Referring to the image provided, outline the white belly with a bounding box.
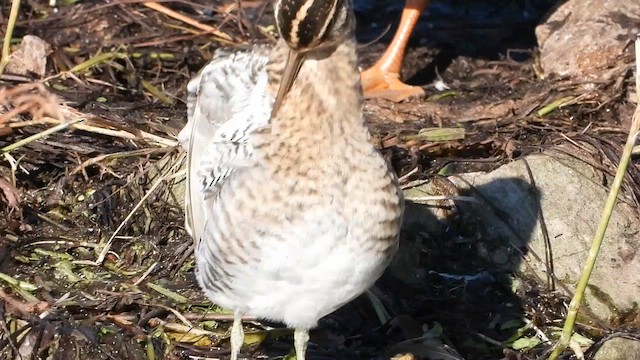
[195,207,392,330]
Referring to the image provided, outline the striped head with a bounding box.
[271,0,354,117]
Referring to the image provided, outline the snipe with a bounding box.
[178,0,404,359]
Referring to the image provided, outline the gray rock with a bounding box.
[535,0,639,80]
[594,337,640,360]
[461,152,639,322]
[406,151,640,322]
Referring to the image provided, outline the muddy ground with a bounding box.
[0,0,639,359]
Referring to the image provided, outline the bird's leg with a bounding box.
[294,328,310,360]
[361,0,429,102]
[230,311,244,360]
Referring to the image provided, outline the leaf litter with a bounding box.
[0,0,639,359]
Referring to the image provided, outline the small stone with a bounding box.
[535,0,639,80]
[5,35,52,77]
[450,149,640,323]
[594,337,640,360]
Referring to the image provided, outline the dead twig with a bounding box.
[0,83,63,125]
[1,118,86,153]
[2,116,178,148]
[0,290,48,317]
[142,2,234,43]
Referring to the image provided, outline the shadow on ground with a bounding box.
[355,0,559,86]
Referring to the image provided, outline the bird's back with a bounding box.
[178,46,272,241]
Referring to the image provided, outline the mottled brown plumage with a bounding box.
[178,1,404,359]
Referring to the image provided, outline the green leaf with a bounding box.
[511,336,541,350]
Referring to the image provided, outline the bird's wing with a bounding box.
[179,47,272,237]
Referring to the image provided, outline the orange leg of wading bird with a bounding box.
[361,0,430,102]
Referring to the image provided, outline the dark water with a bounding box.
[354,0,560,58]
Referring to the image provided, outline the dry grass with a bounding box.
[0,0,638,359]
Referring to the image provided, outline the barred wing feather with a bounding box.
[178,48,272,237]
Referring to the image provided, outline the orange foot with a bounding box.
[361,66,425,102]
[360,0,430,102]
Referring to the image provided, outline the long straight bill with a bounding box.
[271,49,305,118]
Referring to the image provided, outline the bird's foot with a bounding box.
[361,66,424,102]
